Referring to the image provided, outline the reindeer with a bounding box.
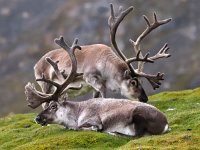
[34,4,171,109]
[25,37,169,137]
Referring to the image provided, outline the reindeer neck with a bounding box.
[56,101,81,127]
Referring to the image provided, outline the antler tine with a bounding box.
[143,72,164,90]
[36,73,61,88]
[45,57,66,81]
[143,15,151,27]
[61,69,83,80]
[54,36,70,50]
[108,3,133,61]
[126,50,154,64]
[137,72,164,90]
[61,84,83,95]
[45,56,83,80]
[126,43,170,65]
[149,43,171,61]
[25,72,64,108]
[130,12,172,49]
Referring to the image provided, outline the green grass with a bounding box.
[0,88,200,150]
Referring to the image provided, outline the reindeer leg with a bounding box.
[78,115,103,131]
[78,123,101,131]
[91,82,106,98]
[99,87,106,98]
[84,69,106,98]
[93,90,100,98]
[107,132,132,137]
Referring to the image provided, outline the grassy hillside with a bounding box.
[0,88,200,150]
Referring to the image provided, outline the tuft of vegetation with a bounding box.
[0,88,200,150]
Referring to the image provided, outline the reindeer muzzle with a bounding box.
[138,88,148,103]
[35,115,48,126]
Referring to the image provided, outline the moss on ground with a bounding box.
[0,88,200,150]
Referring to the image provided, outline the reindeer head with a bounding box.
[35,101,66,126]
[35,101,57,126]
[120,70,148,102]
[108,4,171,102]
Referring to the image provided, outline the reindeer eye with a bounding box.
[130,79,138,86]
[50,104,57,110]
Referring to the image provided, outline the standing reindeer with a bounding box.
[25,37,169,137]
[34,4,171,108]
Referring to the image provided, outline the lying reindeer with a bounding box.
[25,37,169,137]
[35,99,169,137]
[34,4,171,107]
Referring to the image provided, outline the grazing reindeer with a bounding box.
[34,4,171,108]
[25,37,169,137]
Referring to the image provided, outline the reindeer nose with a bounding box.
[35,115,42,123]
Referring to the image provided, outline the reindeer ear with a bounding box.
[123,70,131,79]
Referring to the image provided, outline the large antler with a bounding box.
[108,4,153,75]
[129,12,171,89]
[108,3,171,89]
[25,36,81,108]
